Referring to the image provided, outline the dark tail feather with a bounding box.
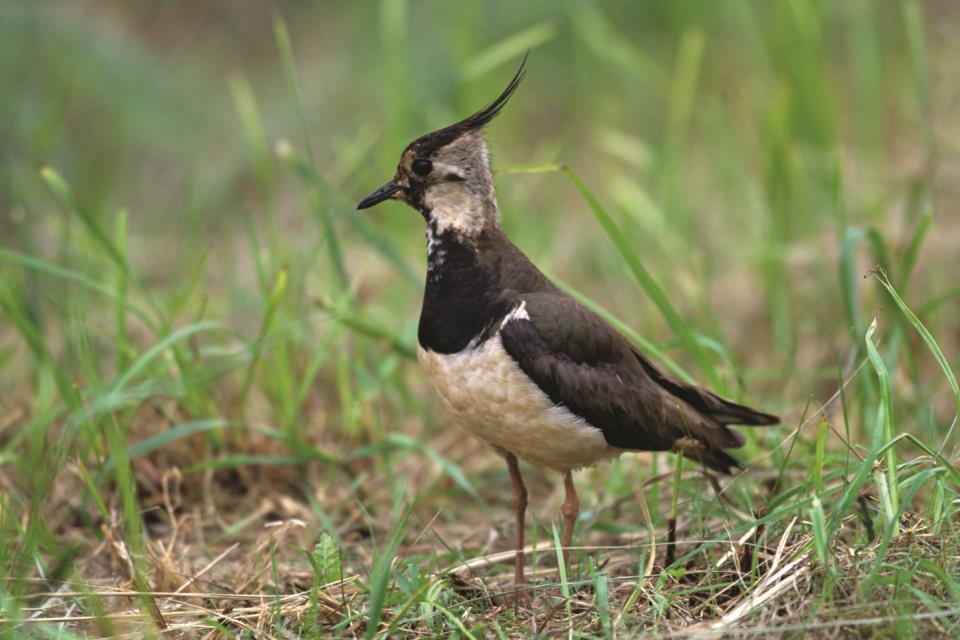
[709,397,779,427]
[634,350,779,427]
[675,442,743,475]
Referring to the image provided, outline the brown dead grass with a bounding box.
[4,393,957,639]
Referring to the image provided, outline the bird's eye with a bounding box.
[412,158,433,177]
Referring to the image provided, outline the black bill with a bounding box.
[356,181,401,210]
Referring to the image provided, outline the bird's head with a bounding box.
[357,55,526,238]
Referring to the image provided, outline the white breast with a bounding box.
[416,331,621,471]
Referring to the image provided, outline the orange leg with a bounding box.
[560,470,580,570]
[505,454,528,600]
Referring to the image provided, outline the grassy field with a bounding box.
[2,1,959,637]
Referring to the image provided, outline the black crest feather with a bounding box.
[406,53,527,156]
[457,52,527,131]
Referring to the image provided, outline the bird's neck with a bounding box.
[424,218,488,282]
[422,177,499,239]
[418,223,511,353]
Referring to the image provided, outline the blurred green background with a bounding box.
[4,0,956,419]
[1,0,958,635]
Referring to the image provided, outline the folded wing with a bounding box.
[499,293,778,473]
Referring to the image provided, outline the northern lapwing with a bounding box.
[357,55,778,595]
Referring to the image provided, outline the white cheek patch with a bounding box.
[423,136,499,237]
[432,161,467,182]
[425,184,486,237]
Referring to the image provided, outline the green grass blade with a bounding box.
[128,418,229,461]
[315,299,416,361]
[562,166,721,388]
[187,451,341,473]
[274,17,315,166]
[595,568,612,639]
[864,316,899,532]
[551,523,573,625]
[899,211,932,285]
[903,0,934,158]
[873,271,960,420]
[40,167,167,327]
[839,227,892,335]
[665,28,705,154]
[229,71,274,201]
[40,167,128,276]
[462,23,557,80]
[866,466,944,587]
[918,285,960,316]
[494,162,564,175]
[274,18,348,292]
[808,496,829,567]
[114,209,129,372]
[240,266,288,410]
[111,320,233,393]
[0,249,157,332]
[383,433,480,500]
[813,417,828,497]
[364,501,413,640]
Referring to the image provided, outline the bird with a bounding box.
[356,55,778,597]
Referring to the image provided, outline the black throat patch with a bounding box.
[417,221,513,354]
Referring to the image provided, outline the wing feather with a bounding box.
[499,293,778,473]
